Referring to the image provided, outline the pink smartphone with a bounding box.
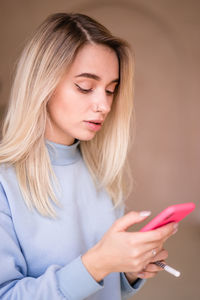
[140,202,195,232]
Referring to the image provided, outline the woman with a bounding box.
[0,13,177,299]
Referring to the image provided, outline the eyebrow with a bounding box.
[75,72,119,84]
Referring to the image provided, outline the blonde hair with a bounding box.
[0,13,135,217]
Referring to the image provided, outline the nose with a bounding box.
[92,91,112,114]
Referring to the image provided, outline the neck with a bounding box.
[45,139,81,166]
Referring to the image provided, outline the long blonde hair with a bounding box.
[0,13,135,217]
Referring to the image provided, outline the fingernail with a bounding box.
[173,223,179,234]
[140,211,151,217]
[174,223,179,229]
[138,273,145,278]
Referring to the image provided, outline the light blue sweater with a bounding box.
[0,140,144,299]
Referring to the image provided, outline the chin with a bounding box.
[76,131,96,142]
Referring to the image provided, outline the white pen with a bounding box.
[154,261,181,277]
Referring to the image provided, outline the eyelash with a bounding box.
[75,84,115,95]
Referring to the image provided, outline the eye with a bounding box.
[106,90,115,95]
[106,83,118,96]
[75,83,117,96]
[75,83,92,94]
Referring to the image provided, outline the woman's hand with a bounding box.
[82,211,178,282]
[124,248,169,283]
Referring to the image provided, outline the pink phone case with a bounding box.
[140,202,195,232]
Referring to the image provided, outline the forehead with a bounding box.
[68,43,119,81]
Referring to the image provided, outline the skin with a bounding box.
[45,43,177,284]
[45,43,119,145]
[82,212,177,283]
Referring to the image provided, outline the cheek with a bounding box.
[48,89,90,121]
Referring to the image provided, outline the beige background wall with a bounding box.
[0,0,199,299]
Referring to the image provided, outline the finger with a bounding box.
[141,240,164,254]
[140,246,161,266]
[141,244,164,260]
[139,248,168,270]
[127,234,162,254]
[138,271,157,279]
[112,211,151,232]
[150,249,168,263]
[155,222,178,241]
[140,222,178,243]
[144,262,166,273]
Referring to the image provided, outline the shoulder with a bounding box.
[0,162,15,176]
[0,165,12,216]
[0,163,20,215]
[0,163,17,191]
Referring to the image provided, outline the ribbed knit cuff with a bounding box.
[120,272,146,297]
[56,255,104,300]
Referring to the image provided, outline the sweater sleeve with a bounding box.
[120,272,146,299]
[116,204,146,299]
[0,183,103,300]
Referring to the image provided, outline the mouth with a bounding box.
[88,121,101,125]
[87,119,103,124]
[84,120,103,131]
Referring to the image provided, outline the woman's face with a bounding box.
[45,43,119,145]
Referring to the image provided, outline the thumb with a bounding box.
[112,211,151,232]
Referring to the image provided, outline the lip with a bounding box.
[87,119,104,124]
[84,120,103,132]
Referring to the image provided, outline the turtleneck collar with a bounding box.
[45,139,81,166]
